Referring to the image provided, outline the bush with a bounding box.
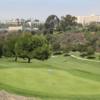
[99,55,100,60]
[53,51,63,55]
[80,52,87,58]
[0,43,3,58]
[87,46,95,56]
[87,55,95,59]
[34,44,51,61]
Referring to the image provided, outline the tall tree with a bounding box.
[59,15,77,32]
[15,34,51,63]
[45,15,60,34]
[3,34,19,61]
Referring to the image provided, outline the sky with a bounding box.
[0,0,100,21]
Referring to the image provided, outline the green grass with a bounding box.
[70,51,100,60]
[0,55,100,100]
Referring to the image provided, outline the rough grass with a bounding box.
[0,55,100,100]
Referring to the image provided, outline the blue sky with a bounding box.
[0,0,99,20]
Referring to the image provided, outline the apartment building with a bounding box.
[77,14,100,25]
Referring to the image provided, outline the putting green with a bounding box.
[0,56,100,100]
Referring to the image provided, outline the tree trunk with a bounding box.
[15,56,18,62]
[28,58,31,63]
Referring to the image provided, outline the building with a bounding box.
[8,26,23,32]
[77,14,100,25]
[6,18,23,26]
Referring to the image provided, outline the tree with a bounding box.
[59,32,86,53]
[45,34,62,55]
[15,34,51,63]
[45,15,60,34]
[59,15,77,32]
[34,44,51,60]
[3,34,19,61]
[87,22,100,32]
[0,38,4,58]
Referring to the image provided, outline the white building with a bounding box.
[77,14,100,25]
[8,26,23,32]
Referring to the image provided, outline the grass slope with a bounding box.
[0,56,100,100]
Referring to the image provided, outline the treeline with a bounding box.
[47,32,100,58]
[0,33,51,63]
[41,15,100,35]
[0,31,100,62]
[0,14,100,62]
[42,15,100,58]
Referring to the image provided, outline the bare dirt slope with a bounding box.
[0,90,40,100]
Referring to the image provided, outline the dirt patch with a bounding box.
[0,90,41,100]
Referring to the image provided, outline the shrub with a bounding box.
[87,55,95,59]
[53,51,63,55]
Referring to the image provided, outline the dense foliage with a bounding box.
[0,14,100,62]
[1,34,51,63]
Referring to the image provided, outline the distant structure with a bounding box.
[6,19,22,26]
[77,14,100,25]
[0,18,42,33]
[8,26,22,32]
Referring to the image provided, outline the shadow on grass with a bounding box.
[0,57,68,72]
[69,69,100,82]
